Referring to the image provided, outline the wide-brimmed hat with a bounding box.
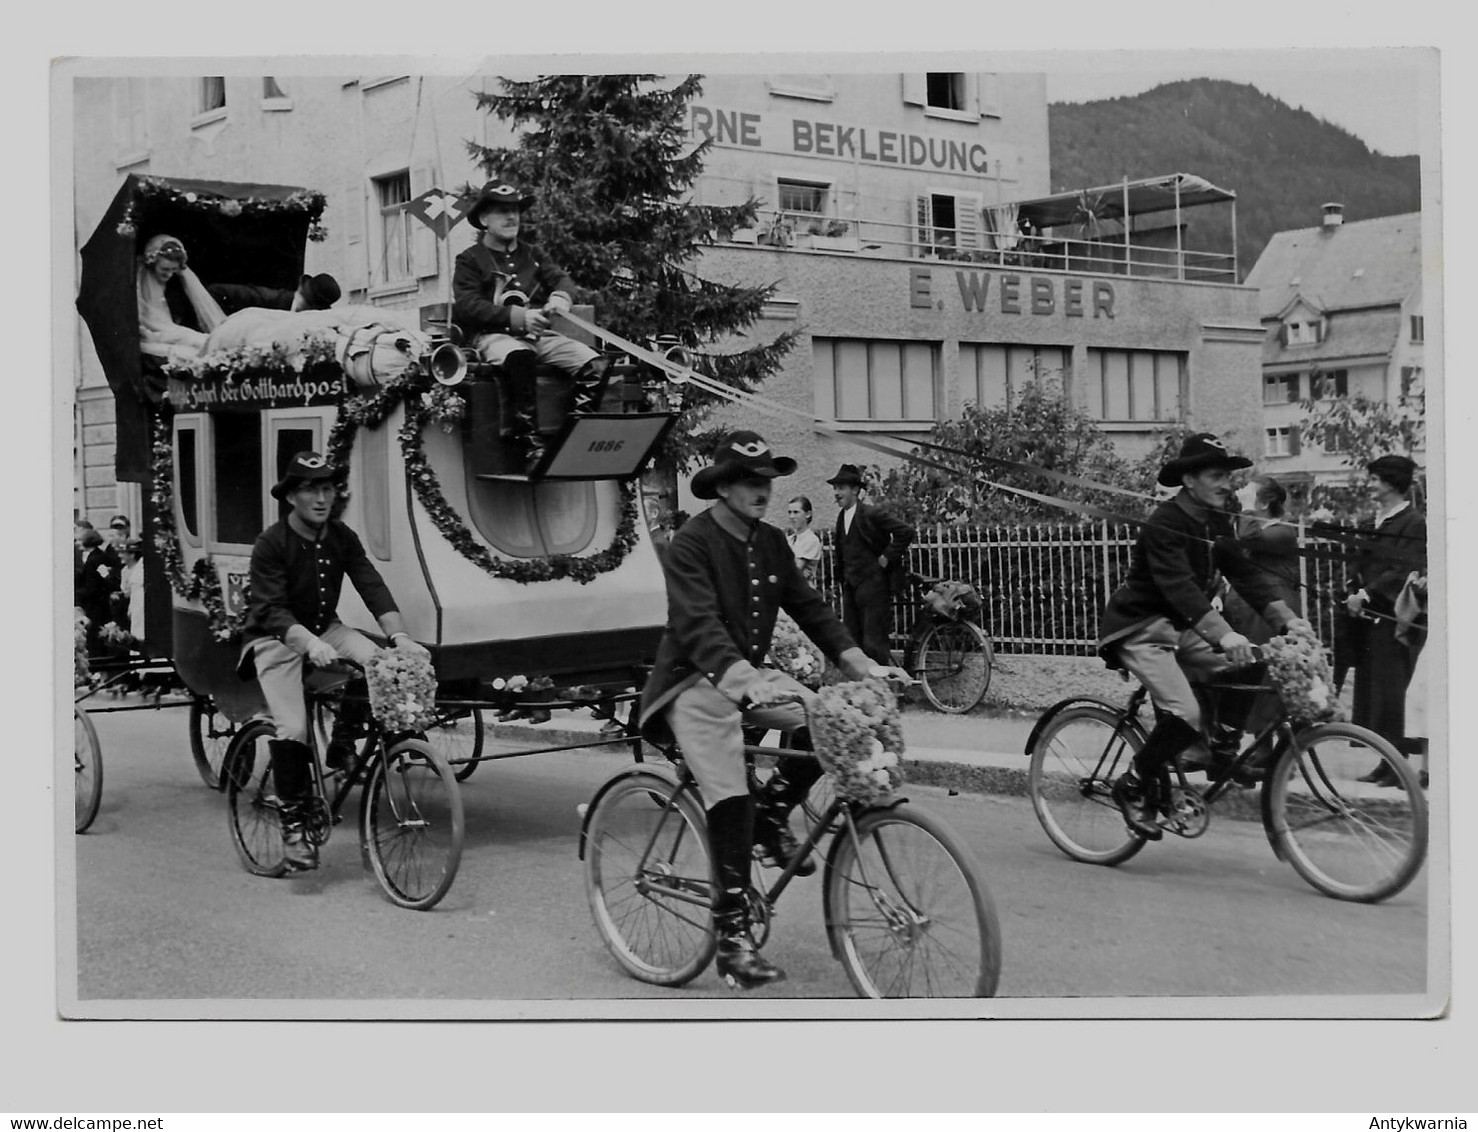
[1157,433,1253,488]
[298,273,341,310]
[825,464,866,487]
[271,451,341,501]
[691,431,797,500]
[466,179,535,230]
[1367,454,1419,492]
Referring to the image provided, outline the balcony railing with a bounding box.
[736,208,1238,285]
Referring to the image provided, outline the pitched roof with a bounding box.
[1261,307,1403,366]
[1245,212,1421,319]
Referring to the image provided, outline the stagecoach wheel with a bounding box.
[915,621,992,714]
[584,771,717,987]
[74,708,103,834]
[1266,721,1427,903]
[1028,704,1147,866]
[425,707,485,783]
[361,738,464,911]
[824,804,1000,998]
[189,697,237,791]
[224,719,289,878]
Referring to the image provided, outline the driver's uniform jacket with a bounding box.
[238,518,398,666]
[638,506,855,738]
[1097,491,1296,665]
[452,240,576,337]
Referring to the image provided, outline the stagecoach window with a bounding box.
[212,412,263,547]
[464,476,599,559]
[175,423,201,545]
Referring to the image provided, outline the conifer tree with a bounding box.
[467,74,796,510]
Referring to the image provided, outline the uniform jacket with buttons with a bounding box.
[452,240,577,338]
[240,519,398,650]
[1098,490,1294,661]
[639,506,856,734]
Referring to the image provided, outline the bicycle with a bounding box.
[579,697,1002,997]
[188,695,238,791]
[1025,657,1428,903]
[74,706,103,834]
[900,574,993,714]
[221,663,465,910]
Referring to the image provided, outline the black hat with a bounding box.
[466,179,535,230]
[825,464,866,487]
[1367,454,1418,492]
[298,273,341,310]
[1157,433,1253,488]
[271,451,341,501]
[690,431,797,500]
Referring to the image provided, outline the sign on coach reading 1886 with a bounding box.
[910,267,1118,319]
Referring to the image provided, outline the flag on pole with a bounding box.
[405,187,470,240]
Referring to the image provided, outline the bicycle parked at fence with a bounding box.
[1025,655,1427,903]
[578,694,1002,997]
[899,574,994,714]
[221,662,465,910]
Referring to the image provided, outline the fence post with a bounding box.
[1100,519,1113,607]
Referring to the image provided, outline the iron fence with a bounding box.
[812,521,1351,658]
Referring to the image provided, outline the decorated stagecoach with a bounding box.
[76,174,685,785]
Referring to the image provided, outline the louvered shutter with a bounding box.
[914,195,933,258]
[411,164,438,279]
[902,74,925,106]
[1289,426,1302,456]
[955,192,983,251]
[342,180,368,294]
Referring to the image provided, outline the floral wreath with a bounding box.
[149,359,642,640]
[118,176,328,242]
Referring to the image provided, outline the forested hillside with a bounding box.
[1048,79,1421,276]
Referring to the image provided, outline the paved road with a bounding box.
[66,699,1430,1013]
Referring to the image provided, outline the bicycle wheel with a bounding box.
[361,738,464,910]
[74,707,103,834]
[188,697,237,791]
[825,803,1001,998]
[915,620,992,713]
[426,707,485,783]
[223,719,288,878]
[1028,703,1147,866]
[584,770,717,986]
[1266,721,1427,903]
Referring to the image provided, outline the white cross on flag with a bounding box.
[405,188,470,240]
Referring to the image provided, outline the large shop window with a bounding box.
[212,412,263,548]
[1084,349,1186,422]
[960,344,1071,410]
[814,338,938,423]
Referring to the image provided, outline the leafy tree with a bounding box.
[1298,385,1426,519]
[871,381,1145,525]
[466,74,796,513]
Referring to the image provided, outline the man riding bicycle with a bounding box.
[237,451,431,871]
[639,431,902,988]
[1098,433,1308,840]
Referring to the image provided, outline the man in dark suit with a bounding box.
[827,464,915,665]
[208,272,341,316]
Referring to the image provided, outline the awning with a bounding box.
[1003,174,1236,231]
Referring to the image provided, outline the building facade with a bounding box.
[70,69,1267,524]
[1244,206,1425,490]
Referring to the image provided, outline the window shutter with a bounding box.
[1287,374,1300,403]
[342,180,368,293]
[977,73,1002,117]
[914,194,933,257]
[411,164,438,279]
[1315,319,1324,343]
[1278,323,1288,346]
[902,74,925,106]
[1289,425,1301,456]
[955,193,983,251]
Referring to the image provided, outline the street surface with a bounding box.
[65,697,1430,1011]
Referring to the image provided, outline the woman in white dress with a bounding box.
[135,234,226,362]
[784,496,823,584]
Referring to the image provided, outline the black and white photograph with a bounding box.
[25,27,1469,1115]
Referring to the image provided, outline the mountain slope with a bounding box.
[1047,79,1421,277]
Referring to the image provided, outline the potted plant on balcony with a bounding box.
[809,217,860,253]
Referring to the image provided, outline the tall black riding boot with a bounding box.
[570,356,613,415]
[707,795,784,989]
[754,746,823,876]
[269,739,318,871]
[1112,714,1200,841]
[498,350,545,473]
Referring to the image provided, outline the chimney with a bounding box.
[1321,202,1344,232]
